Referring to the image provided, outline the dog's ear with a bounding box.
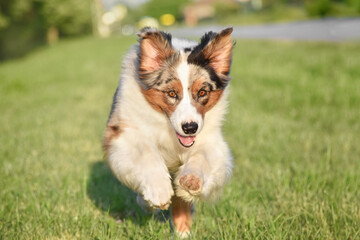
[188,28,233,80]
[202,28,233,77]
[138,28,174,79]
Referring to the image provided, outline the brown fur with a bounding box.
[191,79,224,117]
[141,80,183,116]
[197,90,223,116]
[103,109,129,154]
[171,196,193,234]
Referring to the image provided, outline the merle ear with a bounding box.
[202,27,233,77]
[138,28,174,80]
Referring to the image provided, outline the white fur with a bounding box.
[106,39,233,209]
[170,54,204,136]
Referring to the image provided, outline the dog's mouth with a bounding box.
[176,133,196,148]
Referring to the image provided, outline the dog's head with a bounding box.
[138,27,233,148]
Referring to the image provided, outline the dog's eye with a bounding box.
[198,89,207,97]
[168,90,177,98]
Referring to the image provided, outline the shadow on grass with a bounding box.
[87,161,170,226]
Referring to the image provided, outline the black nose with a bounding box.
[182,122,198,135]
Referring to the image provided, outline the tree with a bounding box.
[40,0,92,37]
[0,0,92,60]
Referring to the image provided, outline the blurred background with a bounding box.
[1,0,360,61]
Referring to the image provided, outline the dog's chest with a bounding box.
[156,132,188,173]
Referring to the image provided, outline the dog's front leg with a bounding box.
[106,130,174,210]
[174,142,233,203]
[174,152,208,203]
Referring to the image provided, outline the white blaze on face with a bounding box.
[170,54,204,147]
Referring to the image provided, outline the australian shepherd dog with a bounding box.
[104,27,234,237]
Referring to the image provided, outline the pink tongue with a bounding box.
[176,133,196,146]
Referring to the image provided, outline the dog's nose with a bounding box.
[182,122,198,135]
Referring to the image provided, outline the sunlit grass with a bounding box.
[1,36,359,239]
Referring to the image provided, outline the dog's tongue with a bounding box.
[176,133,196,147]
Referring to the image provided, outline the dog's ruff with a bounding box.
[104,27,234,236]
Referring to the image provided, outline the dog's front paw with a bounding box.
[179,174,203,196]
[136,194,160,213]
[141,179,174,210]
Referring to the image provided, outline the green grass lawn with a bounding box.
[1,36,360,239]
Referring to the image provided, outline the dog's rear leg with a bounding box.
[171,195,192,238]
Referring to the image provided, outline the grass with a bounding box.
[1,35,360,239]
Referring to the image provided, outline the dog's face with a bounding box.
[138,28,233,148]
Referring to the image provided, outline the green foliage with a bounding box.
[4,0,33,21]
[262,0,283,8]
[203,0,360,26]
[347,0,360,12]
[0,37,360,238]
[214,1,241,19]
[39,0,91,35]
[304,0,360,17]
[207,4,308,26]
[0,13,8,29]
[143,0,189,20]
[0,0,44,60]
[305,0,332,16]
[0,0,32,30]
[0,0,91,60]
[121,6,146,26]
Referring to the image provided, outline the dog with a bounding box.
[104,27,234,237]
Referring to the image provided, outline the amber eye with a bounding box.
[168,90,177,98]
[198,89,207,97]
